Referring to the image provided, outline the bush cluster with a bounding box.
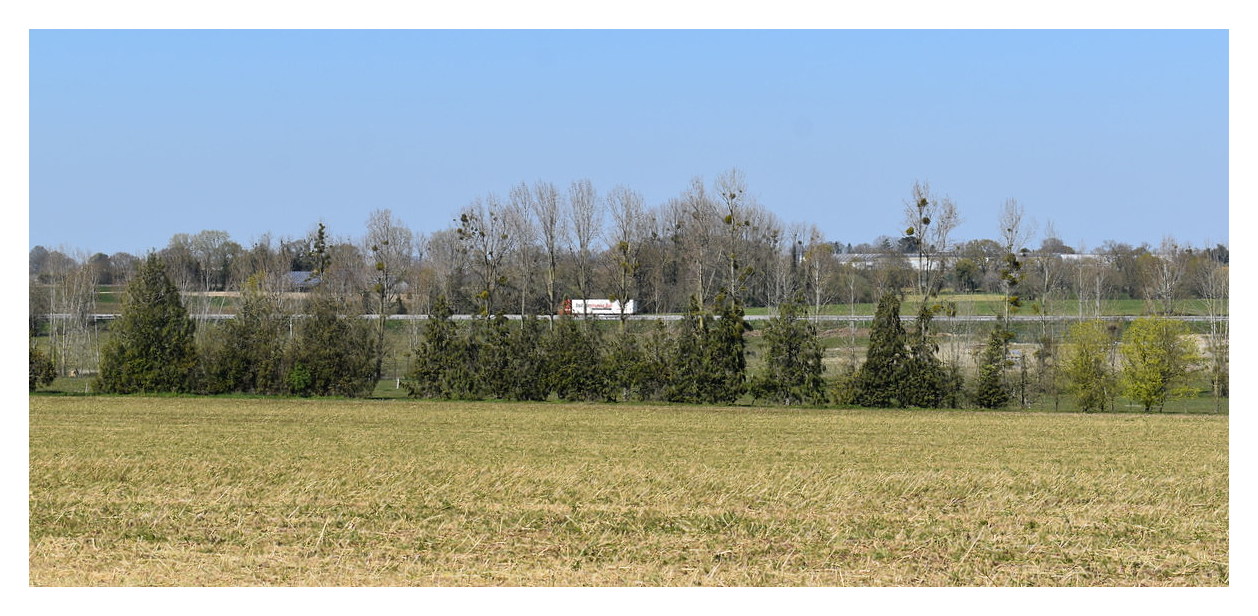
[403,295,753,404]
[80,256,1208,413]
[95,257,378,397]
[845,294,964,409]
[29,343,55,392]
[198,284,377,397]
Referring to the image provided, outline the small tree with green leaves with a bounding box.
[749,299,826,405]
[96,254,199,394]
[1120,317,1200,412]
[29,342,56,391]
[1062,320,1117,412]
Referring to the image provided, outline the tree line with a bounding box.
[30,173,1227,412]
[30,174,1228,325]
[30,249,1216,414]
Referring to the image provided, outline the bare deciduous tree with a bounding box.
[232,234,283,292]
[743,207,784,307]
[605,184,647,329]
[421,228,469,312]
[715,168,757,303]
[1195,257,1228,411]
[567,179,602,316]
[189,230,235,293]
[902,181,960,299]
[1026,223,1070,410]
[764,222,801,310]
[1144,236,1188,316]
[1078,258,1113,319]
[801,225,838,321]
[365,209,415,378]
[162,233,199,293]
[458,195,515,317]
[530,180,565,322]
[677,176,719,312]
[507,183,539,320]
[47,255,99,378]
[998,198,1035,322]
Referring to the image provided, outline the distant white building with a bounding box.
[832,252,1103,270]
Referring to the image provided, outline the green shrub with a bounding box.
[29,342,56,392]
[284,295,377,397]
[201,275,289,395]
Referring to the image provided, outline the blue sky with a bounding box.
[29,29,1228,256]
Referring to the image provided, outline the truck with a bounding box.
[559,299,636,317]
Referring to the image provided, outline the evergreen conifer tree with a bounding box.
[749,299,826,405]
[635,320,674,402]
[285,294,377,397]
[973,327,1014,408]
[901,304,962,408]
[96,254,199,393]
[851,293,909,407]
[544,315,610,401]
[477,314,514,399]
[29,342,56,392]
[665,297,709,403]
[405,295,476,399]
[704,293,749,404]
[606,328,647,401]
[203,274,288,394]
[503,315,549,401]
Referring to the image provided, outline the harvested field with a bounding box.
[29,397,1227,586]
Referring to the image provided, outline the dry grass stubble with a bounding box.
[29,397,1227,586]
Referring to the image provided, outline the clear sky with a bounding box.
[29,29,1228,256]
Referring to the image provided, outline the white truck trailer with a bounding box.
[560,299,636,317]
